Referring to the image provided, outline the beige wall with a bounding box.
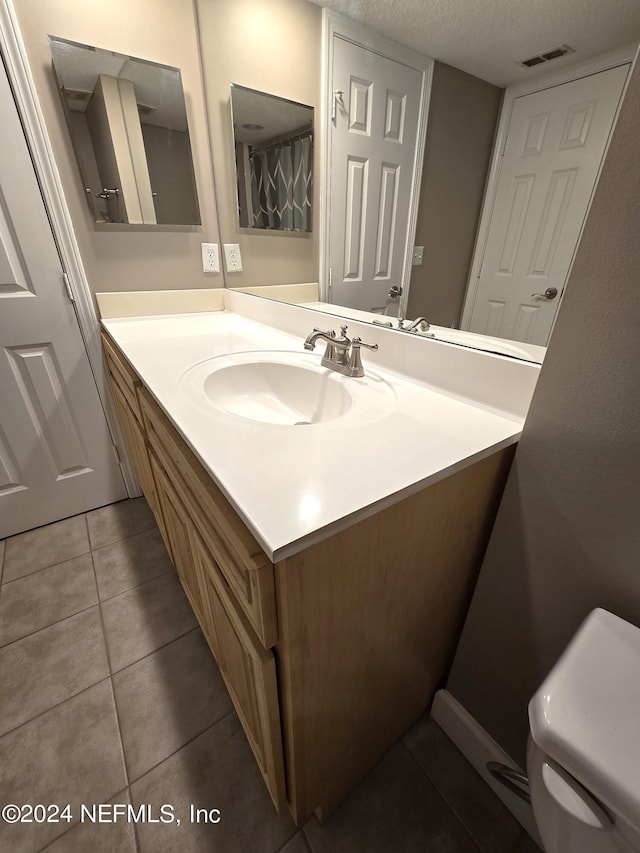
[446,57,640,766]
[407,62,502,327]
[195,0,320,287]
[14,0,220,294]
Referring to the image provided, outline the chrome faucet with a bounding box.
[373,316,434,336]
[405,317,434,335]
[304,325,378,378]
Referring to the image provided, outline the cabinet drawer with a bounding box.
[192,529,286,813]
[139,388,277,648]
[102,331,142,422]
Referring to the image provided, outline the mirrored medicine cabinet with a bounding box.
[49,35,201,227]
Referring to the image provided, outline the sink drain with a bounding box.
[294,420,311,426]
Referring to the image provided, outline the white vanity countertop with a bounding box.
[103,309,527,561]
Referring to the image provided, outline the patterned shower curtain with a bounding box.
[249,132,312,231]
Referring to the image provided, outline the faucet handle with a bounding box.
[312,327,335,337]
[347,337,379,377]
[351,337,378,352]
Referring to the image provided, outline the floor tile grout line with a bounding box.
[110,625,201,677]
[1,502,156,587]
[88,519,160,557]
[300,823,318,853]
[32,785,134,853]
[0,495,148,549]
[0,673,113,742]
[131,791,143,853]
[0,511,89,549]
[33,820,77,853]
[107,623,200,678]
[88,539,133,798]
[0,545,93,588]
[0,599,101,652]
[399,739,485,852]
[106,671,134,791]
[90,544,117,688]
[96,561,182,610]
[95,563,175,605]
[403,735,526,853]
[278,829,312,853]
[126,708,236,789]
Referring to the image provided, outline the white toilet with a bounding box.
[527,608,640,852]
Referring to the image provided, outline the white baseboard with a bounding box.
[431,689,542,848]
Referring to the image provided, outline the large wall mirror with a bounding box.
[230,84,313,232]
[49,36,201,227]
[196,0,639,363]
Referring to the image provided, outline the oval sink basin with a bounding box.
[204,360,352,425]
[180,351,396,427]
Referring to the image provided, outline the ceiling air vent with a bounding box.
[521,45,575,69]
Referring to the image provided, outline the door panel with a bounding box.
[467,64,629,345]
[0,59,125,537]
[6,344,90,479]
[329,37,423,312]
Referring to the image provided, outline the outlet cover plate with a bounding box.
[201,242,220,273]
[223,243,243,272]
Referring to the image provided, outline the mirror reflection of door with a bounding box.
[464,65,629,346]
[328,34,428,316]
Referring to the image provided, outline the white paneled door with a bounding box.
[466,64,628,345]
[0,59,126,538]
[329,36,423,313]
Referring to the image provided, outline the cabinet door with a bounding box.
[111,385,151,495]
[138,387,277,648]
[192,531,287,813]
[105,349,169,551]
[149,451,207,624]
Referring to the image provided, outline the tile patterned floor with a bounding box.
[0,499,540,852]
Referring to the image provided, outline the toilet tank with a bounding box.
[528,608,640,847]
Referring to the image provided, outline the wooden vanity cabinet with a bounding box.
[191,530,287,810]
[102,331,514,825]
[138,386,278,649]
[102,333,168,550]
[147,447,287,810]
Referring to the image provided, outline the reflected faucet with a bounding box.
[405,317,434,335]
[373,316,434,336]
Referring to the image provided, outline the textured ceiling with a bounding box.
[307,0,640,86]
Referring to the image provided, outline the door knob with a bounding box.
[388,285,403,298]
[531,287,558,300]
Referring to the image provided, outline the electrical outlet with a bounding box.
[412,245,424,266]
[223,243,243,272]
[201,242,220,273]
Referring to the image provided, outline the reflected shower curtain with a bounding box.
[249,133,312,231]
